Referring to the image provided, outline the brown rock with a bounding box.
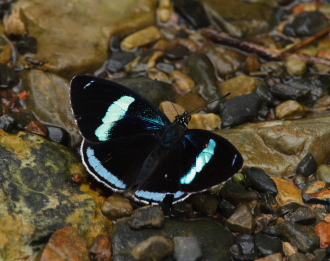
[275,100,306,119]
[315,221,330,248]
[188,113,220,130]
[271,177,303,205]
[225,204,256,234]
[159,101,185,123]
[27,121,48,136]
[89,235,112,261]
[100,193,133,220]
[245,54,261,73]
[122,26,162,50]
[170,70,195,92]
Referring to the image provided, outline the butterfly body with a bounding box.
[70,75,243,204]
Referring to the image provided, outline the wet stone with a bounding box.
[296,153,317,177]
[275,100,306,119]
[0,114,15,132]
[260,193,279,214]
[269,83,310,101]
[165,44,190,60]
[289,252,310,261]
[107,51,135,73]
[17,35,37,55]
[277,202,302,217]
[284,206,316,225]
[0,36,12,64]
[101,193,133,220]
[89,235,112,261]
[157,0,174,23]
[220,93,262,129]
[245,167,278,196]
[294,175,307,190]
[284,11,329,37]
[188,113,220,130]
[170,70,195,92]
[173,237,203,261]
[171,200,194,218]
[155,62,175,74]
[46,126,69,145]
[189,193,218,216]
[254,233,283,256]
[285,57,307,76]
[27,121,48,137]
[302,180,330,204]
[128,205,165,229]
[236,234,255,255]
[316,164,330,186]
[271,177,303,205]
[131,236,173,261]
[255,253,282,261]
[245,54,261,74]
[218,198,236,218]
[315,222,330,248]
[225,204,256,235]
[0,64,19,89]
[220,182,259,205]
[173,0,209,29]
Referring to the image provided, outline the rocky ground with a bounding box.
[1,0,330,260]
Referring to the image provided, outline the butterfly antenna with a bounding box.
[188,92,231,115]
[154,79,180,116]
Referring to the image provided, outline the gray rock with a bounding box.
[128,206,165,229]
[225,204,256,234]
[173,237,203,261]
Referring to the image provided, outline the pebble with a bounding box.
[285,57,307,76]
[218,198,236,218]
[157,0,174,23]
[220,93,262,129]
[147,68,170,82]
[174,38,199,52]
[46,126,69,145]
[0,36,12,64]
[155,62,175,74]
[289,252,309,261]
[254,233,283,256]
[131,236,173,261]
[173,237,203,261]
[89,235,112,261]
[100,193,133,220]
[146,50,165,69]
[159,101,185,123]
[170,70,195,92]
[316,164,330,186]
[283,242,298,257]
[260,193,279,214]
[302,180,330,204]
[165,44,190,60]
[107,51,135,73]
[128,205,165,229]
[245,54,261,74]
[275,100,306,119]
[121,26,162,51]
[269,82,310,101]
[271,177,303,205]
[314,221,330,248]
[171,200,194,218]
[296,153,317,177]
[188,113,220,130]
[189,193,218,216]
[277,202,301,217]
[220,182,259,205]
[3,7,26,35]
[225,204,256,234]
[244,167,278,196]
[0,114,15,132]
[236,234,255,254]
[284,206,316,225]
[27,121,48,137]
[255,253,282,261]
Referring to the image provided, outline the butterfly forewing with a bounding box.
[70,75,170,143]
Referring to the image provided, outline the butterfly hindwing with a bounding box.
[70,75,170,143]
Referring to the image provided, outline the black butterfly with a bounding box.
[70,75,243,204]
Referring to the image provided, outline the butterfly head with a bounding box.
[174,111,191,127]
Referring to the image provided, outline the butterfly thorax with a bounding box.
[160,111,190,148]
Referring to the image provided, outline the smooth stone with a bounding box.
[296,153,317,177]
[271,177,303,205]
[260,193,279,214]
[156,62,175,74]
[282,242,298,257]
[202,44,245,77]
[289,252,309,261]
[0,130,112,260]
[0,114,15,132]
[219,74,261,98]
[40,227,90,261]
[189,193,218,216]
[0,36,12,64]
[131,236,173,261]
[245,54,261,73]
[3,6,26,35]
[316,164,330,186]
[263,221,319,253]
[107,51,135,73]
[218,198,236,218]
[235,234,255,255]
[284,206,316,225]
[165,44,190,60]
[7,0,158,78]
[111,218,235,261]
[23,71,81,147]
[245,167,278,196]
[26,120,48,136]
[225,204,256,235]
[147,68,170,82]
[170,70,195,92]
[269,83,310,101]
[254,233,283,256]
[157,0,174,23]
[46,126,69,145]
[188,113,220,130]
[128,206,165,229]
[303,180,330,204]
[89,235,113,261]
[277,202,302,217]
[173,237,203,261]
[285,57,307,76]
[159,101,185,123]
[275,100,306,119]
[100,193,133,220]
[171,201,194,218]
[314,222,330,248]
[220,93,262,129]
[293,175,308,190]
[220,182,259,205]
[255,253,282,261]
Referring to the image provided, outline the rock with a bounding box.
[159,101,185,123]
[284,206,316,225]
[122,26,162,51]
[218,198,236,218]
[40,227,90,261]
[157,0,174,23]
[269,82,310,101]
[131,236,173,261]
[220,93,262,129]
[296,153,317,177]
[0,64,19,89]
[202,44,245,77]
[17,35,37,55]
[282,242,298,258]
[188,113,220,130]
[277,202,302,217]
[255,253,282,261]
[0,36,12,64]
[26,120,48,136]
[23,71,81,147]
[275,100,306,119]
[263,221,319,253]
[173,237,203,261]
[235,234,255,254]
[283,11,329,37]
[107,51,135,73]
[316,164,330,186]
[260,193,279,214]
[0,130,112,260]
[225,204,256,234]
[46,126,69,145]
[8,0,158,78]
[219,74,261,98]
[156,62,175,74]
[285,57,307,76]
[289,252,309,261]
[171,201,194,218]
[189,193,218,216]
[254,233,283,256]
[89,235,112,261]
[220,182,259,205]
[165,44,190,60]
[245,54,261,73]
[128,206,165,229]
[302,180,330,204]
[111,218,235,261]
[271,177,303,205]
[100,193,133,220]
[314,222,330,248]
[0,114,15,131]
[170,70,195,92]
[245,167,278,196]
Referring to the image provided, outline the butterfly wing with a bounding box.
[134,129,243,204]
[70,75,170,143]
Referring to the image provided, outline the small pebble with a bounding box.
[128,205,165,229]
[89,235,112,261]
[225,204,256,235]
[17,35,37,54]
[173,237,202,261]
[107,51,135,73]
[131,236,173,261]
[220,182,259,205]
[275,100,306,119]
[218,198,236,218]
[156,62,175,74]
[165,44,189,60]
[235,234,255,254]
[4,7,27,35]
[0,36,12,64]
[46,126,69,145]
[159,101,185,123]
[283,242,298,257]
[296,153,317,177]
[289,252,309,261]
[245,54,261,73]
[285,57,307,76]
[170,70,195,92]
[0,114,15,132]
[254,233,283,256]
[100,193,133,220]
[284,206,316,225]
[189,193,218,216]
[27,121,48,137]
[157,0,174,23]
[302,180,330,204]
[245,167,278,196]
[171,200,194,218]
[316,164,330,186]
[188,113,220,130]
[260,193,279,214]
[147,68,170,82]
[315,221,330,248]
[271,177,304,205]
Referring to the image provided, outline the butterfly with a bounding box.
[70,75,243,205]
